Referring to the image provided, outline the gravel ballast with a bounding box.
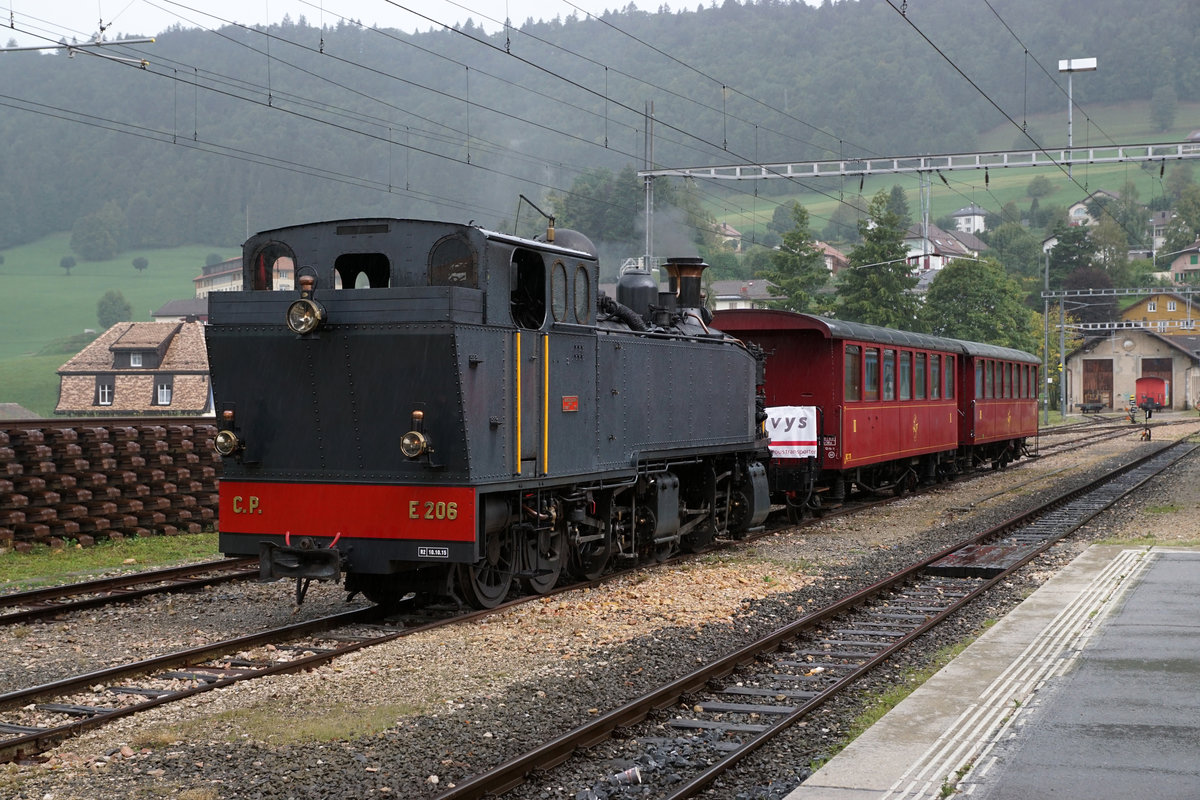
[3,426,1198,800]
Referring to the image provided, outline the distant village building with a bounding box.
[194,255,293,297]
[55,321,212,417]
[950,204,988,235]
[904,223,985,273]
[0,403,39,421]
[709,279,779,310]
[151,297,208,323]
[1066,189,1119,227]
[1065,328,1200,411]
[815,241,848,274]
[1164,238,1200,284]
[1118,291,1198,334]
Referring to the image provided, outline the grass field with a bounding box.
[0,234,237,416]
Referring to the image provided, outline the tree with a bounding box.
[885,185,912,230]
[97,290,133,329]
[985,221,1042,278]
[132,257,149,273]
[760,202,828,312]
[1026,176,1054,199]
[60,255,76,276]
[1063,267,1117,325]
[1150,84,1178,132]
[767,202,796,236]
[922,258,1038,353]
[1047,224,1095,288]
[835,190,920,328]
[70,201,126,261]
[822,199,865,245]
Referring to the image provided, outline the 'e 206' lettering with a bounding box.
[408,500,458,521]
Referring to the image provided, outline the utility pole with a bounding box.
[1059,57,1097,178]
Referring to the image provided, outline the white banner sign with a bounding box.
[765,406,818,458]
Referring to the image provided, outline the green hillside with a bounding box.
[0,236,236,416]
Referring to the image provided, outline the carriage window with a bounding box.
[899,351,912,400]
[335,253,390,289]
[574,264,591,324]
[249,242,296,291]
[511,249,546,330]
[975,362,983,397]
[915,353,927,399]
[844,345,862,401]
[931,354,941,399]
[883,349,896,401]
[551,261,569,322]
[1005,363,1013,398]
[945,356,955,399]
[986,361,995,399]
[430,236,477,287]
[864,348,880,401]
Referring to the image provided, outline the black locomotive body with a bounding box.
[207,218,770,607]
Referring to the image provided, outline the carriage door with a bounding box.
[1142,357,1173,407]
[512,250,547,476]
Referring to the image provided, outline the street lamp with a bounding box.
[1059,57,1097,177]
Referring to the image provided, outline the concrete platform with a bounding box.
[785,545,1200,800]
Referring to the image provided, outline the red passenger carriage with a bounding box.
[713,309,1040,515]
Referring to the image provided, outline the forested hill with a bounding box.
[1,0,1196,253]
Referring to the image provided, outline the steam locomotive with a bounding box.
[206,218,771,608]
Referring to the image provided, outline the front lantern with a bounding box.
[214,408,242,456]
[286,274,325,334]
[400,410,429,459]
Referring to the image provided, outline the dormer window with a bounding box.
[130,353,143,367]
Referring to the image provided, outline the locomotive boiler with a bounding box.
[206,218,770,608]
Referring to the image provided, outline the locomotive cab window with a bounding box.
[574,264,592,324]
[249,242,296,291]
[551,261,569,322]
[511,249,546,330]
[430,236,477,287]
[334,253,390,289]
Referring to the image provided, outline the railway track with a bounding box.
[0,431,1184,770]
[0,557,257,626]
[427,435,1196,800]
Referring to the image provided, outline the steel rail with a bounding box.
[432,437,1194,800]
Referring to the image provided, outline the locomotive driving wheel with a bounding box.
[521,526,565,595]
[458,528,516,609]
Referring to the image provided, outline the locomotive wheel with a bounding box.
[521,527,564,595]
[571,538,612,581]
[458,529,516,609]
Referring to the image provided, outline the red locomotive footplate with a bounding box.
[219,482,476,541]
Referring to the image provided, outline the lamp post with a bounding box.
[1043,250,1050,424]
[1059,57,1097,177]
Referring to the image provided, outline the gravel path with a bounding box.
[3,424,1197,800]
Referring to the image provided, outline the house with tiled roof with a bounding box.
[151,297,208,322]
[951,204,988,235]
[904,223,975,273]
[54,321,213,417]
[815,241,848,274]
[709,279,779,310]
[1067,189,1119,227]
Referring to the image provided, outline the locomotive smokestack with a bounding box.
[664,257,708,310]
